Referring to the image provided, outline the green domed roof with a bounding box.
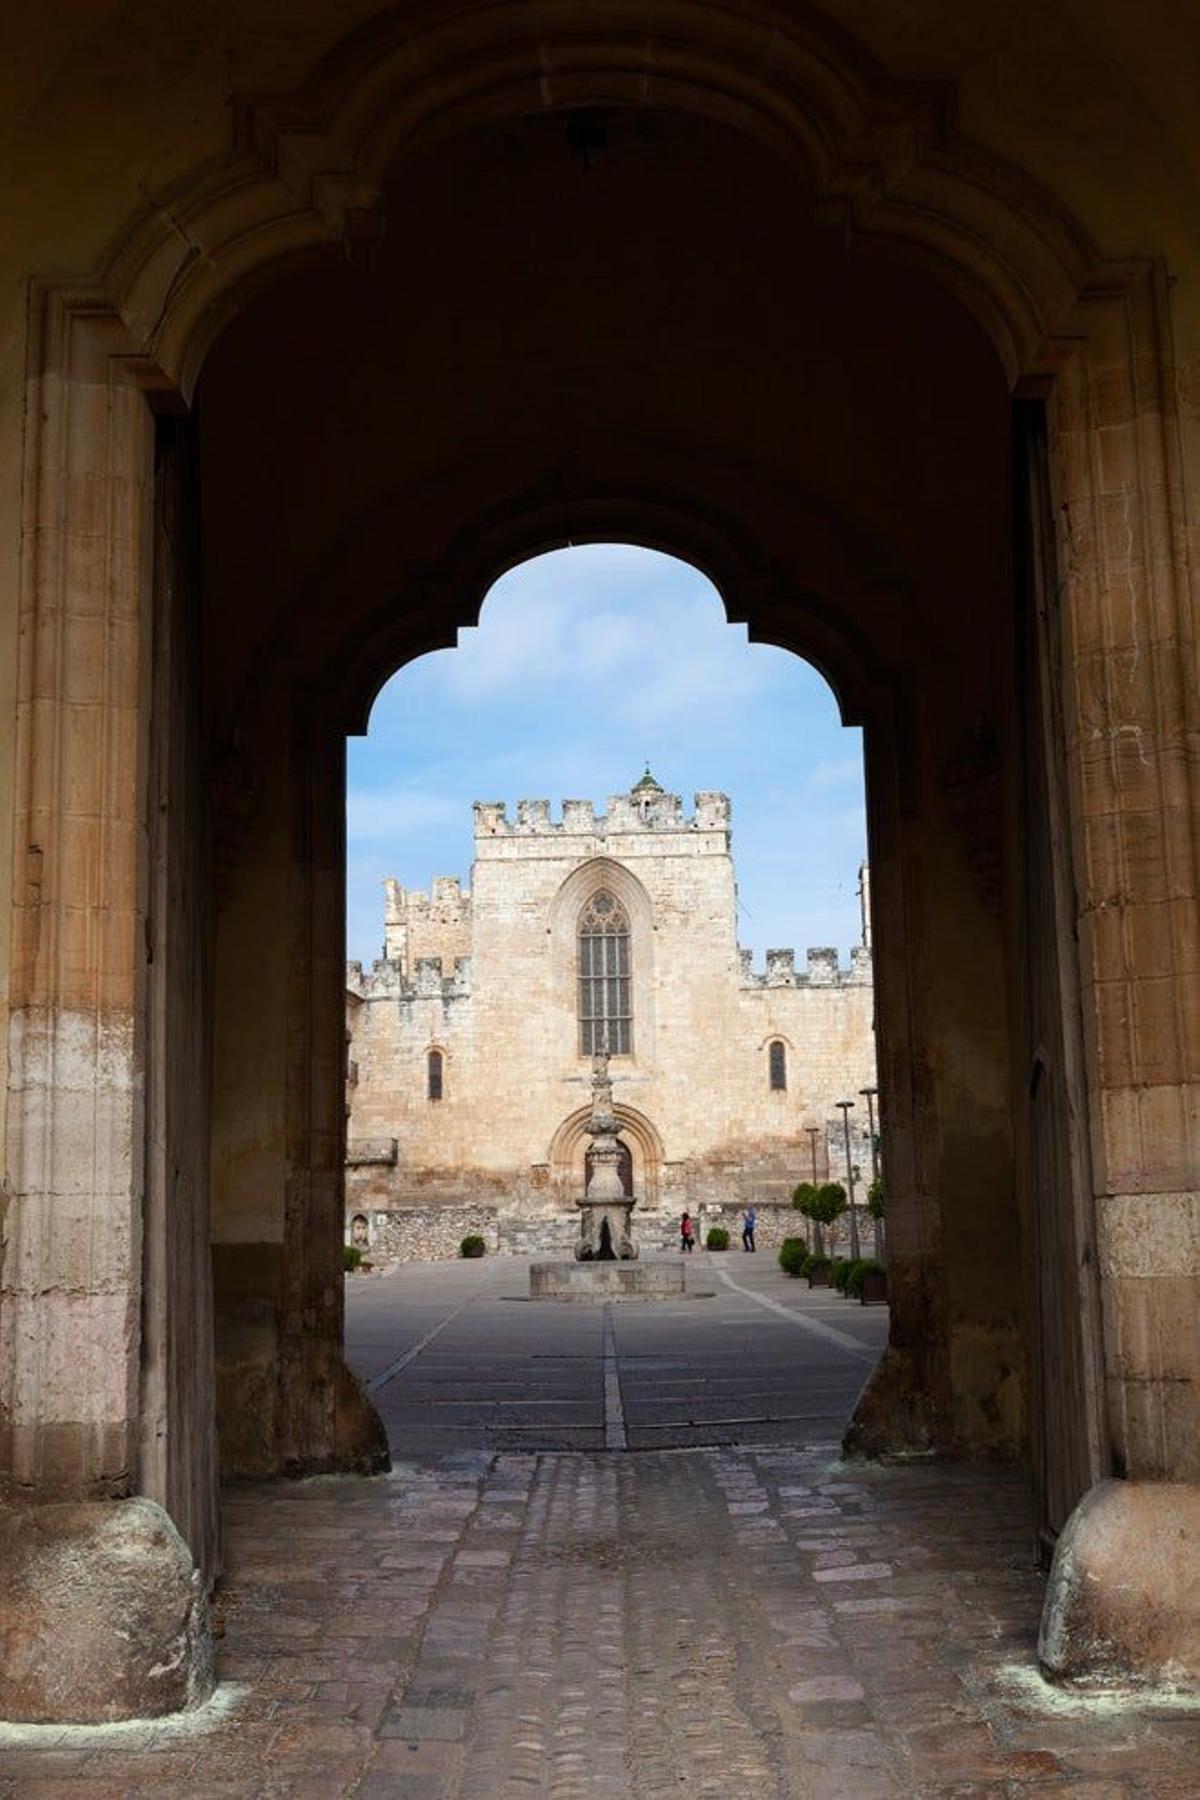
[632,764,663,794]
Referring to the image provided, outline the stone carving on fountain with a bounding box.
[577,1041,638,1261]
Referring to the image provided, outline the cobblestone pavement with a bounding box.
[2,1261,1196,1795]
[4,1451,1197,1797]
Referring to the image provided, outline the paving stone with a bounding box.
[5,1273,1197,1796]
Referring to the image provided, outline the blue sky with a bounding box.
[347,545,866,967]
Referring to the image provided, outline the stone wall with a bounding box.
[345,1200,817,1262]
[383,875,473,975]
[353,1204,502,1263]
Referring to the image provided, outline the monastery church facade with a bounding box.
[346,772,876,1258]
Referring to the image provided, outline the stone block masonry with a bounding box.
[346,1201,811,1263]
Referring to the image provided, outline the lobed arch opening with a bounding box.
[190,118,1012,1511]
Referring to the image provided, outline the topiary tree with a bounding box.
[867,1177,886,1261]
[792,1180,826,1252]
[796,1181,847,1256]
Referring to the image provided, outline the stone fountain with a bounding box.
[529,1045,698,1300]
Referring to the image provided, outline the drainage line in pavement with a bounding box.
[714,1267,878,1359]
[602,1303,629,1451]
[366,1286,485,1393]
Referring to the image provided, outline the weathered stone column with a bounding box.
[1039,270,1200,1686]
[0,304,211,1720]
[208,694,387,1482]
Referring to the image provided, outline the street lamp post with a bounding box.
[836,1100,859,1260]
[805,1125,820,1185]
[860,1084,882,1261]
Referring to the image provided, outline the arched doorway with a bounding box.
[10,3,1192,1718]
[549,1104,666,1211]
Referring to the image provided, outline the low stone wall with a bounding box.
[346,1199,812,1262]
[351,1204,500,1262]
[696,1202,808,1250]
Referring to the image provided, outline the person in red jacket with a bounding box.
[680,1211,696,1253]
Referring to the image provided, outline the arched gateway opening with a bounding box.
[196,100,1034,1527]
[341,544,872,1266]
[9,0,1193,1727]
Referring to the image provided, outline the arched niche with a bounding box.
[549,1103,666,1209]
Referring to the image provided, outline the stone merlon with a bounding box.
[471,791,731,838]
[738,944,871,987]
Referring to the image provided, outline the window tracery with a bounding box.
[578,890,632,1054]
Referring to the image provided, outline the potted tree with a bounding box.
[791,1181,820,1253]
[855,1258,888,1305]
[867,1177,886,1264]
[793,1180,847,1284]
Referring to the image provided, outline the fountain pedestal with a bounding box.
[529,1048,712,1300]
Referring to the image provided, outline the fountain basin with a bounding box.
[529,1260,707,1301]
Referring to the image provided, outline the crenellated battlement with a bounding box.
[739,942,872,988]
[382,874,472,969]
[384,873,471,924]
[348,953,472,1003]
[473,789,731,839]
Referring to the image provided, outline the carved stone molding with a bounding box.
[39,0,1098,398]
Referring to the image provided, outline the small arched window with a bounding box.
[578,890,632,1055]
[768,1040,787,1091]
[427,1048,444,1101]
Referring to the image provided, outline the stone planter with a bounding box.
[860,1268,888,1305]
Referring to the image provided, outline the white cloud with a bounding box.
[346,786,462,841]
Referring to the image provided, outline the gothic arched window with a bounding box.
[427,1048,444,1100]
[578,890,632,1055]
[769,1040,787,1091]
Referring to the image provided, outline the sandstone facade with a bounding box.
[345,780,876,1255]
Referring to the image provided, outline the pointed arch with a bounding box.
[548,858,657,1067]
[577,889,633,1056]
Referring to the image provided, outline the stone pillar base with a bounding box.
[0,1497,213,1723]
[1039,1479,1200,1688]
[842,1345,949,1459]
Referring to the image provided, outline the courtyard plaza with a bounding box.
[0,1256,1194,1797]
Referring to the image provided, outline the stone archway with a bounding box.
[3,0,1196,1719]
[550,1104,666,1210]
